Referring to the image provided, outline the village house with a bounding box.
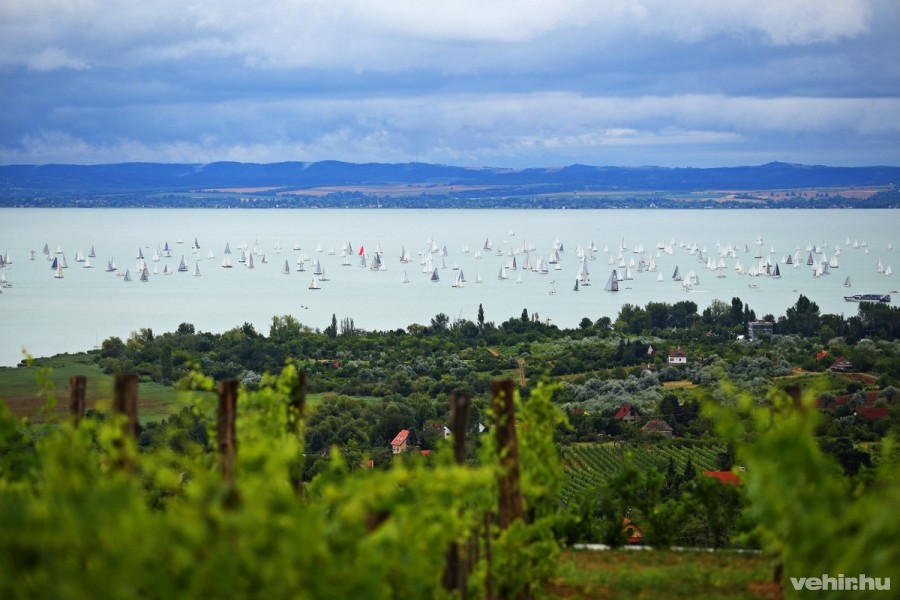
[390,429,410,454]
[641,419,674,438]
[702,470,741,485]
[614,403,640,422]
[747,320,774,340]
[829,356,854,372]
[623,518,644,544]
[667,348,688,365]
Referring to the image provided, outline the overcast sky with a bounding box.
[1,0,898,167]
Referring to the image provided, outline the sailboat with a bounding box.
[451,271,464,288]
[178,255,189,272]
[573,279,579,292]
[604,270,619,292]
[140,268,150,282]
[83,256,93,268]
[498,265,508,280]
[402,270,409,283]
[282,260,290,274]
[886,265,893,276]
[54,264,64,279]
[193,262,201,277]
[844,276,852,287]
[475,273,483,283]
[221,254,233,268]
[122,269,131,282]
[247,254,255,269]
[431,268,440,282]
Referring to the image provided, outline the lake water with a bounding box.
[0,208,897,367]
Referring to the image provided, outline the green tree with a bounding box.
[430,313,449,332]
[325,313,338,338]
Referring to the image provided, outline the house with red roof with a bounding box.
[614,403,640,422]
[623,518,644,545]
[829,356,853,372]
[703,470,741,485]
[668,348,688,365]
[391,429,410,454]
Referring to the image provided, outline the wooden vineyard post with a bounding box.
[69,375,86,425]
[113,373,138,438]
[112,373,138,470]
[443,393,472,595]
[450,392,470,465]
[217,379,238,486]
[491,379,525,529]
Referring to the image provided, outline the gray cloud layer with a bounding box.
[1,0,897,167]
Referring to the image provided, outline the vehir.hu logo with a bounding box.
[790,574,890,592]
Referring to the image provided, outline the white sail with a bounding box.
[604,270,619,291]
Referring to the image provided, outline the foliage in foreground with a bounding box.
[0,367,563,599]
[707,386,900,597]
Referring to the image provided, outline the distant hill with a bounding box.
[1,160,898,193]
[1,160,898,208]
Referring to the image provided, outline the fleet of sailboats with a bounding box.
[6,230,892,323]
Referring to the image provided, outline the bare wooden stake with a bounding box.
[69,375,86,425]
[491,379,525,529]
[443,393,472,595]
[484,512,495,600]
[113,373,138,438]
[217,379,238,485]
[450,392,471,465]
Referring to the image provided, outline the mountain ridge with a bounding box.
[2,160,899,193]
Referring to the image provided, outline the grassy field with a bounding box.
[0,353,209,423]
[548,549,780,599]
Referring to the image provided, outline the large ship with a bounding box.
[844,293,891,303]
